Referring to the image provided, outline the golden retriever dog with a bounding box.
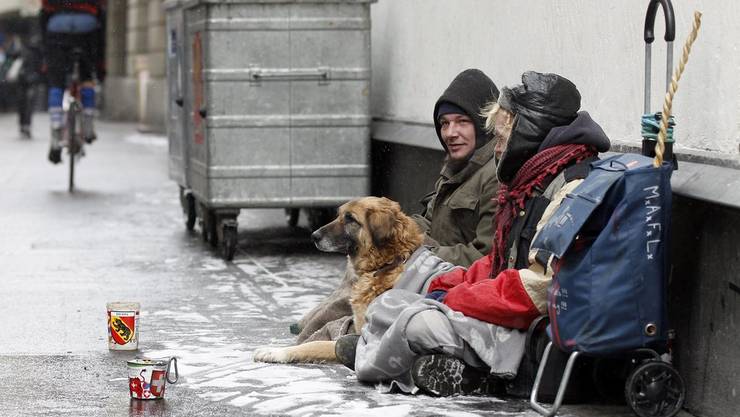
[252,196,423,363]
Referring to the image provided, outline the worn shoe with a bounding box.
[48,128,63,164]
[411,354,504,397]
[335,334,360,370]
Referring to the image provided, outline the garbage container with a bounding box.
[165,0,195,230]
[171,0,375,260]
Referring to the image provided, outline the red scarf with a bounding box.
[491,144,597,276]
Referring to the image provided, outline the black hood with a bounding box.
[539,111,611,153]
[496,71,581,183]
[433,69,499,151]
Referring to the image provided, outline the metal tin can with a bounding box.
[127,357,178,400]
[107,302,140,350]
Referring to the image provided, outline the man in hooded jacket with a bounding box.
[413,68,501,267]
[293,69,500,344]
[346,71,611,397]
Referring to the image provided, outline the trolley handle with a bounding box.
[644,0,676,43]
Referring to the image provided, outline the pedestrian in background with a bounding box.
[12,33,44,139]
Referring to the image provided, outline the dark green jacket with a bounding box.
[412,139,498,267]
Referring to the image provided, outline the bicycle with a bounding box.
[60,48,86,193]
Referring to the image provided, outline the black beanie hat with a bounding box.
[433,69,500,151]
[495,71,581,183]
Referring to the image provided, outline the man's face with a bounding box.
[439,113,476,162]
[493,109,514,159]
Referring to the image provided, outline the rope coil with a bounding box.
[653,11,702,167]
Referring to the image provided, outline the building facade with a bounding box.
[104,0,167,133]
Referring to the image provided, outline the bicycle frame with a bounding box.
[65,51,84,193]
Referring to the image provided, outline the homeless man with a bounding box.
[340,71,611,396]
[294,68,501,344]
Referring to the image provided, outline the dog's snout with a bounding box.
[311,230,321,245]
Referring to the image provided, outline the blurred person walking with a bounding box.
[41,0,106,163]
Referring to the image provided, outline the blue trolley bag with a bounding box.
[531,153,673,355]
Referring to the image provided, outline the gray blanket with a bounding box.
[296,247,460,343]
[353,249,527,393]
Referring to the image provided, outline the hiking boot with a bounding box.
[335,334,360,371]
[48,128,63,164]
[411,354,505,397]
[81,110,96,144]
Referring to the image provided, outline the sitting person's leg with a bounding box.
[406,310,500,396]
[354,291,486,394]
[406,309,485,365]
[354,289,526,396]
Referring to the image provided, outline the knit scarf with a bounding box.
[491,143,597,276]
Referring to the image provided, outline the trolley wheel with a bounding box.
[625,361,685,417]
[185,194,196,231]
[222,223,238,261]
[285,208,300,228]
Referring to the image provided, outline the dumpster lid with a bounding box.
[178,0,376,8]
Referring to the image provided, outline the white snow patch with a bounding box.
[205,284,235,294]
[236,263,261,275]
[265,379,342,394]
[228,392,260,407]
[197,391,242,402]
[201,259,228,271]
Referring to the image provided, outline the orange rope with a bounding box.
[654,11,702,167]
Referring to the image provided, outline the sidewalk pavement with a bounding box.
[0,113,693,417]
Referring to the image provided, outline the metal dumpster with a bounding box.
[173,0,375,260]
[165,0,195,229]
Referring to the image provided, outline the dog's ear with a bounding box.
[366,204,397,248]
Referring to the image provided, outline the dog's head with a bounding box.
[311,197,422,262]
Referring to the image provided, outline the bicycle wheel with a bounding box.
[68,110,76,192]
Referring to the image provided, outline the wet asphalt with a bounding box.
[0,114,694,417]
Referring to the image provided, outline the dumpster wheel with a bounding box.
[185,194,196,231]
[222,221,238,261]
[285,208,300,228]
[625,360,685,417]
[179,187,197,231]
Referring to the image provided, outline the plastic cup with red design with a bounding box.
[107,302,140,350]
[127,357,178,400]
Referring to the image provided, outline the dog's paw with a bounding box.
[253,347,292,363]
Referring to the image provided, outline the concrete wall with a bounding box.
[670,195,740,417]
[370,0,740,157]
